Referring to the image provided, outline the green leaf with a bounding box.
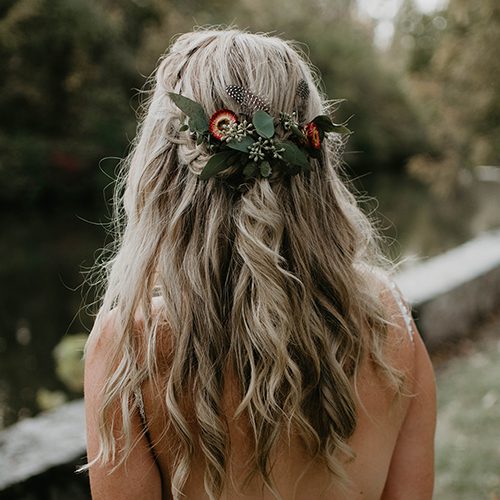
[226,135,254,153]
[312,115,351,135]
[329,124,351,135]
[259,161,272,177]
[189,115,209,134]
[290,124,306,141]
[168,92,209,133]
[277,141,311,171]
[199,150,235,180]
[179,124,189,132]
[312,115,333,130]
[252,110,275,138]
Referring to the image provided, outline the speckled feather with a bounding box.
[225,85,271,114]
[296,79,310,119]
[296,79,310,101]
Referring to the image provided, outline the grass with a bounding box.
[434,325,500,499]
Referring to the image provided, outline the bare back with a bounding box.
[137,284,436,499]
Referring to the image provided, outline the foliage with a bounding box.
[391,0,448,74]
[0,0,458,204]
[223,0,429,176]
[395,0,500,194]
[53,332,88,393]
[169,91,348,183]
[0,0,158,204]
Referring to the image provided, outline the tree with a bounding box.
[0,0,162,204]
[399,0,500,193]
[222,0,429,176]
[0,0,430,203]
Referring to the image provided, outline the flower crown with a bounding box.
[168,81,350,184]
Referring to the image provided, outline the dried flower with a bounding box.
[305,122,321,149]
[209,109,238,140]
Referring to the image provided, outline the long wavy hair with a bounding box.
[80,28,403,499]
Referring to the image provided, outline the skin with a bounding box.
[84,284,437,499]
[84,322,163,500]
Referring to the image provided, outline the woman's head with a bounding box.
[159,29,323,118]
[85,28,400,500]
[124,28,330,217]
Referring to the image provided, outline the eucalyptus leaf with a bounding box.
[259,161,272,177]
[252,110,275,138]
[290,124,306,141]
[189,115,209,134]
[330,124,352,135]
[168,92,209,133]
[199,150,235,180]
[226,135,254,153]
[313,115,351,135]
[277,141,311,171]
[312,115,334,131]
[179,124,189,132]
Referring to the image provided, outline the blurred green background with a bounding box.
[0,0,499,496]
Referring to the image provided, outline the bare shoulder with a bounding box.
[83,307,163,500]
[372,270,436,407]
[84,297,173,366]
[370,272,437,498]
[382,331,437,496]
[366,270,418,376]
[83,309,119,364]
[82,309,124,418]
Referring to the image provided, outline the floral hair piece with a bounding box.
[168,82,350,185]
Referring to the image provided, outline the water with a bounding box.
[363,173,500,264]
[0,207,106,429]
[1,173,499,429]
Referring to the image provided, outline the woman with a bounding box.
[80,28,436,499]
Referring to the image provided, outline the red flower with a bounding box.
[209,109,238,140]
[304,122,321,149]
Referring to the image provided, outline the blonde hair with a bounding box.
[80,28,402,499]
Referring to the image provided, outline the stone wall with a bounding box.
[395,228,500,348]
[0,400,89,499]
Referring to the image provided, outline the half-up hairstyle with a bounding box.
[79,27,404,499]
